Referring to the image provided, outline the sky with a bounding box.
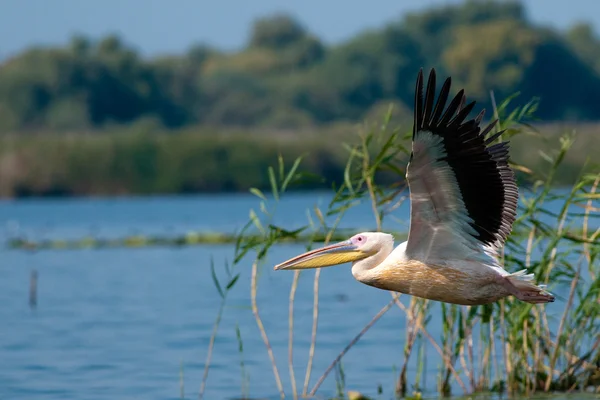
[0,0,599,59]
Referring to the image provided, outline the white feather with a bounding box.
[404,130,498,265]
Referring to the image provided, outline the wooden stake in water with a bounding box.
[29,270,38,309]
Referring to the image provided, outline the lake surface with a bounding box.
[0,192,593,399]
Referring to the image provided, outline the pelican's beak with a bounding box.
[274,240,370,270]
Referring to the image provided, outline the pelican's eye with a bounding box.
[351,235,367,245]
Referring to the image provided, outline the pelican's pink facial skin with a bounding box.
[351,234,367,246]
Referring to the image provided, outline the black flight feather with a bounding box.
[411,68,518,247]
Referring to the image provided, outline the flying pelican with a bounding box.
[274,68,554,306]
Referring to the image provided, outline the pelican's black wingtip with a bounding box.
[423,69,437,127]
[413,68,425,139]
[427,67,436,81]
[415,67,462,132]
[410,67,518,248]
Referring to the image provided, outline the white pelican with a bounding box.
[274,68,554,306]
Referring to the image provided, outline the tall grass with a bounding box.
[200,96,600,399]
[0,120,598,198]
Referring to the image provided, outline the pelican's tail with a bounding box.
[505,269,555,304]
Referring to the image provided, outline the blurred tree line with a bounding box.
[2,0,600,133]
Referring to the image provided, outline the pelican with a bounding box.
[274,68,554,306]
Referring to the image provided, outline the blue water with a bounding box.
[0,192,595,399]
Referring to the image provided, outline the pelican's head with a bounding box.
[273,232,394,271]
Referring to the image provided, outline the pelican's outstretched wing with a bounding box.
[404,68,518,262]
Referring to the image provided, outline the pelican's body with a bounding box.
[346,235,520,306]
[274,68,554,306]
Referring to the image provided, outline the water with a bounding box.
[0,192,594,399]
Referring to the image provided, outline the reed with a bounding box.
[0,120,598,199]
[200,97,600,399]
[199,258,239,398]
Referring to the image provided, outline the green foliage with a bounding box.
[566,23,600,74]
[0,129,346,197]
[401,0,525,69]
[3,1,600,132]
[0,117,597,198]
[249,14,309,50]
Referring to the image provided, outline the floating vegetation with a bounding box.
[6,226,589,251]
[5,230,409,251]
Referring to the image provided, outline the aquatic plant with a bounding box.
[200,95,600,399]
[0,121,597,199]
